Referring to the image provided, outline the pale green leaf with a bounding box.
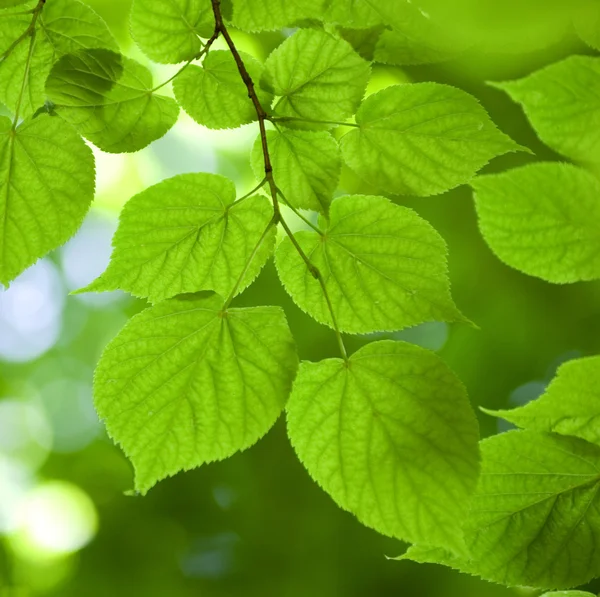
[231,0,323,32]
[46,48,179,153]
[0,114,95,286]
[287,340,479,552]
[484,356,600,447]
[173,49,272,130]
[0,0,117,119]
[251,127,341,213]
[130,0,213,64]
[80,173,275,302]
[275,194,466,334]
[94,293,298,493]
[402,431,600,589]
[340,83,524,196]
[491,56,600,163]
[321,0,381,28]
[472,163,600,283]
[263,29,371,125]
[574,1,600,50]
[0,8,29,55]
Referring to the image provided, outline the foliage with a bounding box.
[1,0,600,594]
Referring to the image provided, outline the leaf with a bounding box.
[0,0,117,119]
[0,8,30,55]
[340,83,525,196]
[472,162,600,283]
[251,127,341,213]
[130,0,213,64]
[0,114,95,286]
[286,340,480,553]
[484,356,600,447]
[0,1,32,7]
[275,194,466,334]
[80,173,276,303]
[94,293,299,493]
[173,49,272,130]
[541,592,597,597]
[263,29,371,125]
[491,56,600,163]
[231,0,323,32]
[402,431,600,590]
[321,0,381,28]
[574,1,600,50]
[46,48,179,153]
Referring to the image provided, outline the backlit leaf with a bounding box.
[472,163,600,283]
[94,293,298,493]
[275,194,466,334]
[231,0,323,32]
[287,340,479,553]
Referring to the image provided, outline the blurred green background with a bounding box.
[1,1,600,595]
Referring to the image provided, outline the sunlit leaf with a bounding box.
[275,194,466,333]
[94,293,298,493]
[231,0,323,32]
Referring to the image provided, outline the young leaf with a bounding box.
[251,128,341,213]
[340,83,525,196]
[484,356,600,447]
[472,163,600,283]
[402,431,600,589]
[231,0,323,32]
[491,56,600,163]
[275,194,466,334]
[94,293,299,494]
[46,49,179,153]
[0,0,117,119]
[173,50,272,130]
[286,340,480,553]
[130,0,214,64]
[573,1,600,50]
[0,114,95,286]
[263,29,371,125]
[79,173,275,303]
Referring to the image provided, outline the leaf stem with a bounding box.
[275,186,323,235]
[270,116,359,128]
[210,0,348,361]
[151,31,220,93]
[231,177,267,208]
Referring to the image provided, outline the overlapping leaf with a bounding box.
[173,50,272,130]
[80,173,275,302]
[231,0,323,32]
[322,0,381,28]
[94,293,298,493]
[251,128,341,213]
[275,195,466,333]
[263,29,370,125]
[0,0,117,119]
[472,163,600,283]
[574,1,600,50]
[491,56,600,163]
[46,48,179,153]
[0,114,95,286]
[287,340,479,553]
[130,0,213,64]
[340,83,524,196]
[485,356,600,447]
[403,431,600,589]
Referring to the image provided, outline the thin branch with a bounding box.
[231,177,268,208]
[270,116,360,128]
[275,186,323,235]
[210,0,348,360]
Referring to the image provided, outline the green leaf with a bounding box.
[80,173,275,303]
[46,48,179,153]
[541,592,597,597]
[491,56,600,163]
[263,29,371,125]
[275,194,466,334]
[340,83,525,196]
[0,114,95,286]
[0,0,117,119]
[0,8,30,55]
[231,0,323,32]
[402,431,600,589]
[94,293,298,494]
[173,49,272,130]
[0,1,32,7]
[251,127,341,213]
[321,0,381,28]
[574,1,600,50]
[484,356,600,447]
[472,163,600,283]
[130,0,213,64]
[286,340,480,552]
